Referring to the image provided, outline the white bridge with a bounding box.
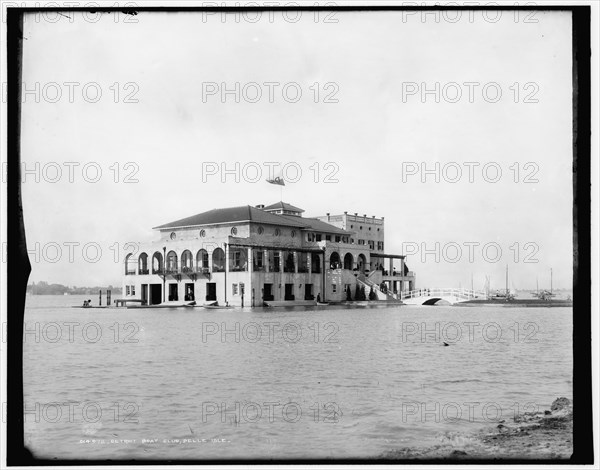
[400,288,486,305]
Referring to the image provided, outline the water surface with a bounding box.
[23,295,572,460]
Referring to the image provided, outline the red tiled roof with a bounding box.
[153,205,307,230]
[154,204,353,236]
[262,201,305,213]
[276,215,353,236]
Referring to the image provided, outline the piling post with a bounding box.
[107,290,111,305]
[99,290,102,306]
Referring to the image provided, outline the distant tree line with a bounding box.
[27,281,122,295]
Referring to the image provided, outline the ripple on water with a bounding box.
[23,297,573,459]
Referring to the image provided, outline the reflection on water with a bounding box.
[23,295,572,459]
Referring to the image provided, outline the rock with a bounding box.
[450,450,468,456]
[550,397,571,412]
[545,410,551,415]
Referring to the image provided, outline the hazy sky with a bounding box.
[17,9,574,289]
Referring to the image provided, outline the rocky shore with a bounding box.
[382,397,573,460]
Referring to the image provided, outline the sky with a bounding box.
[16,8,574,290]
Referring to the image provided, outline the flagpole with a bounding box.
[266,175,285,198]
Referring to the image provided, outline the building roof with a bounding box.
[153,205,307,230]
[262,201,305,213]
[154,204,353,236]
[276,215,353,236]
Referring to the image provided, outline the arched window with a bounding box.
[125,253,136,275]
[196,249,209,272]
[152,252,163,274]
[357,254,367,273]
[181,250,193,273]
[329,252,341,269]
[284,251,295,273]
[343,253,354,270]
[311,253,321,273]
[212,248,225,272]
[166,251,178,274]
[138,253,149,274]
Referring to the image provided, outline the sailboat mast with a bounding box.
[550,268,553,294]
[505,265,509,295]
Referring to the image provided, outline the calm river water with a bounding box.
[22,295,572,460]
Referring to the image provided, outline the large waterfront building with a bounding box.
[122,202,416,306]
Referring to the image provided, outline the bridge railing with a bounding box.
[400,288,486,301]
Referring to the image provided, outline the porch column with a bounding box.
[246,247,252,307]
[224,243,229,304]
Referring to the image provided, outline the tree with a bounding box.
[360,286,366,301]
[355,284,361,301]
[346,285,352,301]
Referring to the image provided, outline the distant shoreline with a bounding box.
[27,284,122,296]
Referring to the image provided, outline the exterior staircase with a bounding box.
[356,273,399,301]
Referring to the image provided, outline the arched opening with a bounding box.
[138,253,149,274]
[125,253,136,275]
[311,253,321,273]
[329,252,341,269]
[212,248,225,272]
[284,251,295,273]
[357,254,367,273]
[196,249,209,272]
[343,253,354,270]
[166,251,178,274]
[152,252,163,274]
[181,250,193,273]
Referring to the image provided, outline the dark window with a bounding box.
[263,283,274,301]
[284,284,295,301]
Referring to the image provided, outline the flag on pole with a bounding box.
[266,176,285,186]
